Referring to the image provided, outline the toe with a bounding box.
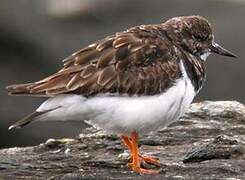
[140,155,161,166]
[134,167,160,174]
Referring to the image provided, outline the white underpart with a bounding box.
[200,52,211,61]
[36,60,196,134]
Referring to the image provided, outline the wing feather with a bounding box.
[7,24,182,97]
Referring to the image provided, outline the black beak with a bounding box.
[210,43,237,58]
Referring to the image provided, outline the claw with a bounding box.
[134,167,160,174]
[127,162,160,174]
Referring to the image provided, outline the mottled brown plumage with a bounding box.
[7,24,182,97]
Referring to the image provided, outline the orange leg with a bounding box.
[121,132,160,174]
[121,134,160,166]
[121,135,133,152]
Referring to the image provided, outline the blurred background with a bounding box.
[0,0,244,148]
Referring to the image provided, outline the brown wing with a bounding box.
[7,25,182,97]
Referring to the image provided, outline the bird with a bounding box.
[6,15,237,174]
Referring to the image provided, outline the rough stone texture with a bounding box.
[0,101,244,180]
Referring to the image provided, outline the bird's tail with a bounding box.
[6,83,33,95]
[8,95,87,130]
[6,82,52,97]
[8,108,59,130]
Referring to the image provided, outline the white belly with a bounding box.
[84,76,195,134]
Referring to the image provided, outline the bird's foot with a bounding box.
[127,162,160,174]
[139,154,161,166]
[122,132,160,174]
[128,154,160,166]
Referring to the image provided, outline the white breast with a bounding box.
[36,61,196,135]
[200,52,211,61]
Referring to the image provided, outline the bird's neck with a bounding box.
[181,52,206,93]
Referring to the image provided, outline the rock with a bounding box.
[183,135,244,163]
[0,101,245,179]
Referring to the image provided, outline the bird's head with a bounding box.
[165,15,237,61]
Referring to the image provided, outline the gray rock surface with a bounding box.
[0,101,244,179]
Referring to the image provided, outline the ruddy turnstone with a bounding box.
[7,15,236,174]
